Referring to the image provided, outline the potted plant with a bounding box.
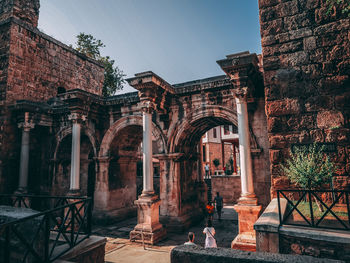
[212,158,220,175]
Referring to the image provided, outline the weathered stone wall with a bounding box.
[280,233,350,261]
[171,245,343,263]
[0,0,104,194]
[211,175,241,203]
[259,0,350,193]
[6,20,104,103]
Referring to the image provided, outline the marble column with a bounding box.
[232,89,262,251]
[17,113,35,192]
[68,113,86,192]
[235,92,257,205]
[130,101,166,244]
[142,102,154,195]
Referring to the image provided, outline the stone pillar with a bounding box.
[93,157,110,215]
[232,90,262,251]
[68,113,86,193]
[130,101,166,244]
[142,103,154,195]
[17,112,35,193]
[235,92,256,204]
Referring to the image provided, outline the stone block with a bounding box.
[316,110,344,129]
[266,99,301,116]
[279,1,299,17]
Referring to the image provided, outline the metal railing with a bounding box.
[0,194,92,263]
[277,189,350,231]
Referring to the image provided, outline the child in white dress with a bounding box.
[203,220,217,248]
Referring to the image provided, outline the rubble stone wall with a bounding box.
[259,0,350,194]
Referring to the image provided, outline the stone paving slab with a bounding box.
[92,206,238,262]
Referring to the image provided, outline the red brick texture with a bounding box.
[259,0,350,194]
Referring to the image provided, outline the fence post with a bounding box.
[87,199,92,236]
[5,226,10,263]
[277,190,282,225]
[70,204,75,247]
[308,191,314,227]
[44,215,50,261]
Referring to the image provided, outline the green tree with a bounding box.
[75,33,125,96]
[281,143,336,211]
[281,143,335,190]
[326,0,350,17]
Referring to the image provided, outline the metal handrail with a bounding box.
[277,189,350,231]
[0,194,92,263]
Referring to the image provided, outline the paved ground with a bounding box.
[92,205,238,263]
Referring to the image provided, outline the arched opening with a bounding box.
[164,107,242,231]
[52,133,96,197]
[101,123,163,221]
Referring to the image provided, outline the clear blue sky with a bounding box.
[38,0,262,93]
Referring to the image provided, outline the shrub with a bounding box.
[281,143,335,190]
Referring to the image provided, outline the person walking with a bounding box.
[214,192,223,221]
[204,163,210,178]
[206,202,214,221]
[184,232,197,246]
[203,220,217,248]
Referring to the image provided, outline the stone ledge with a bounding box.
[254,198,287,233]
[170,245,344,263]
[279,225,350,244]
[60,236,106,263]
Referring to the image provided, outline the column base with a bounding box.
[231,231,257,251]
[14,187,28,194]
[232,204,262,251]
[67,189,81,196]
[130,194,166,245]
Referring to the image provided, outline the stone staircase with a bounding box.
[204,178,212,203]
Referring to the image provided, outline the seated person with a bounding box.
[184,232,197,246]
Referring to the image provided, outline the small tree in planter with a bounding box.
[281,143,336,212]
[213,158,220,170]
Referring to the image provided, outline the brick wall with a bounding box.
[259,0,350,193]
[5,19,104,103]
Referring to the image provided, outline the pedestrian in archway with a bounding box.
[206,202,214,221]
[204,162,210,178]
[203,220,217,248]
[214,192,223,221]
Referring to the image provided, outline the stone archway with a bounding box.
[51,125,98,196]
[94,115,167,222]
[160,105,242,230]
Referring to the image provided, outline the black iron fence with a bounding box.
[277,189,350,231]
[0,194,92,263]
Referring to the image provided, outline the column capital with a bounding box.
[68,112,87,124]
[18,122,35,131]
[234,87,249,103]
[139,100,156,114]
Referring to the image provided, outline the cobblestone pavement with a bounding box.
[92,205,238,263]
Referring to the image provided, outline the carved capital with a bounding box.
[233,87,248,103]
[18,122,35,131]
[68,113,87,124]
[139,100,156,114]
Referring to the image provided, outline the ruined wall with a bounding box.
[211,175,241,203]
[6,20,104,103]
[259,0,350,193]
[0,0,105,193]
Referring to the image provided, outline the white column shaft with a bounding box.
[142,111,154,194]
[236,98,254,197]
[70,122,81,190]
[18,129,30,189]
